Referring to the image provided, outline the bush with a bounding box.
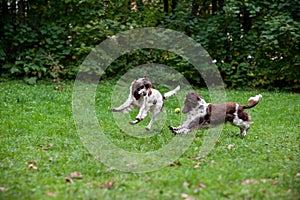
[1,0,299,90]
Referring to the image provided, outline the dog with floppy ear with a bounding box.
[112,76,180,130]
[168,92,262,136]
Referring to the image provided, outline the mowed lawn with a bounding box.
[0,80,299,200]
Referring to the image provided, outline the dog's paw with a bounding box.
[129,121,136,125]
[168,126,177,135]
[130,118,141,125]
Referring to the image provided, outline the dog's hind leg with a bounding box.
[145,104,162,130]
[145,115,156,131]
[239,121,252,137]
[233,120,252,137]
[112,98,133,113]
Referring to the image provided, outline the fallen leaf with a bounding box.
[45,191,56,196]
[218,175,222,180]
[40,143,54,151]
[126,163,137,167]
[193,162,200,168]
[70,171,83,179]
[197,183,206,189]
[195,155,206,161]
[210,160,216,164]
[145,178,152,182]
[169,161,182,167]
[181,193,194,200]
[182,181,189,189]
[261,179,270,183]
[227,144,234,150]
[40,146,49,150]
[86,182,93,187]
[272,180,279,185]
[296,172,300,177]
[241,179,259,185]
[28,163,38,170]
[0,187,8,192]
[65,177,73,184]
[98,181,115,189]
[106,167,115,172]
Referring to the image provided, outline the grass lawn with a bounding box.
[0,79,299,200]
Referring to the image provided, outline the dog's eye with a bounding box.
[138,86,144,91]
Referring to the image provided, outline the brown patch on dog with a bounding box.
[131,77,153,100]
[206,103,250,126]
[147,88,152,96]
[132,81,144,100]
[182,92,200,114]
[183,92,252,127]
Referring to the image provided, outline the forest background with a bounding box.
[1,0,299,90]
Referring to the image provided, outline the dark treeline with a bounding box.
[0,0,299,90]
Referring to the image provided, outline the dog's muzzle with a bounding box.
[138,89,147,96]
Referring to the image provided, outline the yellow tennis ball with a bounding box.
[175,108,181,114]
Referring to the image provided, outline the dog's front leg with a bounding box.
[169,116,203,135]
[130,101,150,125]
[168,125,191,135]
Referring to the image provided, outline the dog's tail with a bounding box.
[163,85,180,100]
[243,94,262,109]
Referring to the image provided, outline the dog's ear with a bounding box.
[134,90,141,100]
[131,81,141,100]
[193,92,201,101]
[145,81,152,89]
[143,77,152,89]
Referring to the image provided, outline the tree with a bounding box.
[0,0,299,90]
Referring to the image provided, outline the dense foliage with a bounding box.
[1,0,299,90]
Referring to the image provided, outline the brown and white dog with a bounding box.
[168,92,262,136]
[112,76,180,130]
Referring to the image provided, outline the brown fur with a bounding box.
[206,102,250,126]
[183,93,252,127]
[169,92,262,136]
[131,77,152,100]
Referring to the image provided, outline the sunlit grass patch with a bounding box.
[0,80,299,199]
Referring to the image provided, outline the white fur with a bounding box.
[232,103,251,137]
[169,101,210,134]
[112,78,180,130]
[248,94,262,102]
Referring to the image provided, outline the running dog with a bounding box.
[112,76,180,130]
[168,92,262,136]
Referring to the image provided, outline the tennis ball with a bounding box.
[175,108,181,114]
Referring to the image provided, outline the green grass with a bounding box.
[0,79,299,200]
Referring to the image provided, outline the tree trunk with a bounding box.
[164,0,168,14]
[192,0,201,16]
[212,0,217,15]
[171,0,177,13]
